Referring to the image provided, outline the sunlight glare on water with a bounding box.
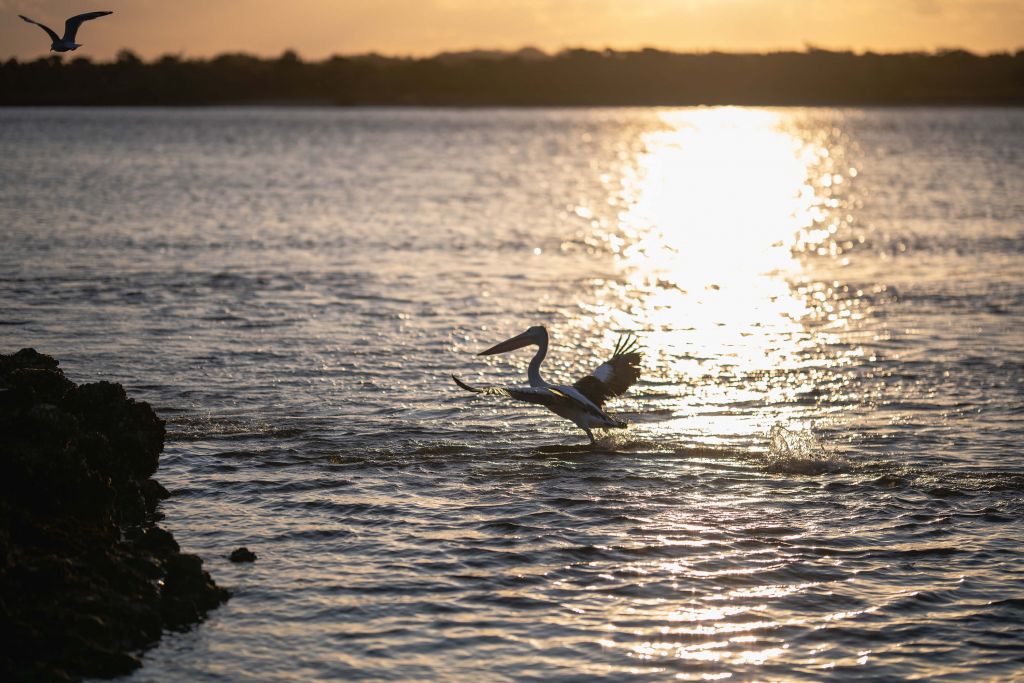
[579,109,831,447]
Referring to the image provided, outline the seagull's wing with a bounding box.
[452,375,564,407]
[63,11,113,42]
[572,334,642,408]
[19,15,60,43]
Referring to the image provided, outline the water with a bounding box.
[1,107,1022,681]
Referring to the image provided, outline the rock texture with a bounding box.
[0,348,228,681]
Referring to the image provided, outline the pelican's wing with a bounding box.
[19,15,60,43]
[452,375,563,407]
[572,334,642,407]
[63,11,112,42]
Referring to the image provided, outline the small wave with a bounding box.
[764,425,848,475]
[167,414,307,442]
[528,432,670,456]
[594,430,672,451]
[533,443,594,455]
[407,442,469,456]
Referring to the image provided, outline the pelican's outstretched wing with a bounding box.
[572,334,642,408]
[63,11,112,42]
[452,375,563,407]
[19,15,60,43]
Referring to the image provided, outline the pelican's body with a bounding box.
[453,325,642,443]
[19,11,112,52]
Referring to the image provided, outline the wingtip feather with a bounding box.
[612,333,642,359]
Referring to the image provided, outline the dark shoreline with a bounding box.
[3,48,1022,107]
[0,349,228,681]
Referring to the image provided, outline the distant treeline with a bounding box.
[2,47,1023,106]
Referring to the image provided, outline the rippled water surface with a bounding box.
[1,107,1023,681]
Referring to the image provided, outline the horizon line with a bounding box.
[8,43,1024,64]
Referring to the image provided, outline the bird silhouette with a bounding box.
[19,11,112,53]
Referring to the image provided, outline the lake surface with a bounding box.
[1,107,1022,681]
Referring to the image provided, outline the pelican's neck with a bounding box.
[527,331,549,387]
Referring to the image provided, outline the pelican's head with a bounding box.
[478,325,548,356]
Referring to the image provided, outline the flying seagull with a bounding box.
[19,11,112,53]
[453,325,642,444]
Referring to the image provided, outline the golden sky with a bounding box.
[2,0,1021,61]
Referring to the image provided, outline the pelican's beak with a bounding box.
[478,330,537,356]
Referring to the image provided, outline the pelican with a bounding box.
[453,325,642,444]
[19,11,112,53]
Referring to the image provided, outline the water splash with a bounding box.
[765,424,846,475]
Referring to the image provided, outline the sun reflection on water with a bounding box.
[579,109,859,674]
[572,108,850,447]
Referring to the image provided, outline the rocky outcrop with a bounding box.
[0,348,228,681]
[229,547,257,563]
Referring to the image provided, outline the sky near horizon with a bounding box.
[1,0,1021,62]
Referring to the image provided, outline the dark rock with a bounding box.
[135,525,180,554]
[229,547,258,563]
[0,349,229,681]
[0,347,60,373]
[162,553,230,629]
